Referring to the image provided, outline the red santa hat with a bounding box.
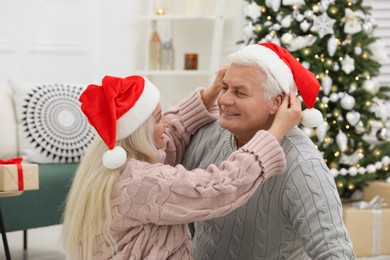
[79,75,160,169]
[233,43,323,128]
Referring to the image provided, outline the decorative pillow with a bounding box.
[8,80,96,163]
[0,89,18,159]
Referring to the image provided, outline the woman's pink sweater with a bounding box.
[93,89,286,259]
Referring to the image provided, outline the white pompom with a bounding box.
[301,108,323,128]
[102,146,127,169]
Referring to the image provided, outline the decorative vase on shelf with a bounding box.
[149,21,162,70]
[162,39,174,70]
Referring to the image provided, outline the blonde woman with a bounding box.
[61,71,302,260]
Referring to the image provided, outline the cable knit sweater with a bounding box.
[92,90,287,260]
[183,121,356,260]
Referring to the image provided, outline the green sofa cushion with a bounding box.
[0,163,78,232]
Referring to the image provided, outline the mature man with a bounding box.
[183,43,355,259]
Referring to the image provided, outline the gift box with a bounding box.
[343,204,390,257]
[0,158,39,191]
[364,181,390,206]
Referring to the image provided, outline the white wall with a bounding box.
[3,1,387,109]
[0,0,244,108]
[0,0,141,87]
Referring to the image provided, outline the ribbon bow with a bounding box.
[0,157,24,190]
[351,195,388,209]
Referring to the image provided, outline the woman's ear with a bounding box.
[269,93,284,115]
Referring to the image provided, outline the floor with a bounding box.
[1,225,390,260]
[0,225,65,260]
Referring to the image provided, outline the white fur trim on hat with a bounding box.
[301,108,323,128]
[102,146,127,169]
[235,44,296,94]
[116,77,160,140]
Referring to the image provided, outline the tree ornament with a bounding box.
[243,22,254,41]
[283,0,305,7]
[316,122,329,142]
[265,0,281,12]
[301,61,310,69]
[354,46,362,55]
[336,130,348,152]
[367,164,376,174]
[343,8,364,34]
[320,0,332,11]
[300,20,311,32]
[348,166,357,177]
[295,13,304,22]
[383,156,390,166]
[369,40,389,62]
[346,111,360,126]
[287,35,316,52]
[371,97,389,121]
[333,62,340,71]
[244,1,261,21]
[281,15,292,28]
[304,10,314,20]
[340,94,356,110]
[355,122,365,134]
[376,128,387,141]
[254,24,263,33]
[362,22,373,34]
[281,33,293,45]
[312,12,336,38]
[327,36,338,57]
[329,93,339,102]
[341,55,355,74]
[362,78,379,95]
[321,74,332,95]
[328,5,338,15]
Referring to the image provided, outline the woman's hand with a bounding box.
[201,65,228,111]
[268,92,303,141]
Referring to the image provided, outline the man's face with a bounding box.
[217,64,280,144]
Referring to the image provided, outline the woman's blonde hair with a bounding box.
[61,116,159,260]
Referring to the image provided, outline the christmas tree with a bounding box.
[241,0,390,199]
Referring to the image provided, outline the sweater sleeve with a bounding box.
[115,131,286,226]
[282,159,356,259]
[162,88,218,166]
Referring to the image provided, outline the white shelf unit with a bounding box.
[137,0,225,83]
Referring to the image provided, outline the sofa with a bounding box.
[0,80,94,252]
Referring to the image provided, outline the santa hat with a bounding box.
[234,43,323,128]
[79,75,160,169]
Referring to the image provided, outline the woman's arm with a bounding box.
[161,66,227,165]
[114,130,285,225]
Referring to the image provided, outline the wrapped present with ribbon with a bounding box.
[364,181,390,206]
[343,196,390,257]
[0,157,39,191]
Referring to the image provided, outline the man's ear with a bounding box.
[269,93,284,115]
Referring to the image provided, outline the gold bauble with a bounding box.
[337,181,344,188]
[374,149,382,157]
[347,183,355,190]
[303,48,311,56]
[254,24,262,33]
[325,58,334,68]
[333,108,341,117]
[329,6,338,15]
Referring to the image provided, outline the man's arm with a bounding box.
[283,159,356,260]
